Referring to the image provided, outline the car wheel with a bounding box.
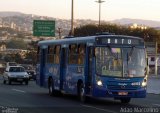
[8,79,12,85]
[33,77,36,81]
[3,80,6,84]
[25,80,28,85]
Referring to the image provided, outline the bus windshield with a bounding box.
[95,47,146,77]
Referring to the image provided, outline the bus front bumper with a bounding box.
[92,87,147,98]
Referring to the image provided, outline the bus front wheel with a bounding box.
[78,84,86,103]
[120,98,131,104]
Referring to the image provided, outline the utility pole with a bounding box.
[71,0,74,36]
[95,0,105,26]
[58,28,62,39]
[155,36,158,76]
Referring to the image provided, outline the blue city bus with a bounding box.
[36,34,148,103]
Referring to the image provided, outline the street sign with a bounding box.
[33,20,55,37]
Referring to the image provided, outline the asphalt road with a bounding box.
[0,79,160,113]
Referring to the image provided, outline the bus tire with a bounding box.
[78,84,86,103]
[48,78,53,96]
[120,98,131,104]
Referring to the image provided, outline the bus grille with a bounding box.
[107,82,139,90]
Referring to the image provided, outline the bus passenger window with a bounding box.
[69,44,78,64]
[54,45,61,64]
[47,46,54,63]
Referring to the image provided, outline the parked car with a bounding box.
[20,64,36,80]
[3,66,29,85]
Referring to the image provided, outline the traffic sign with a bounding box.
[33,20,55,37]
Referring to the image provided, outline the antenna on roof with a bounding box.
[96,32,115,35]
[64,36,75,38]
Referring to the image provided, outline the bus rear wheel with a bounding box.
[48,78,54,96]
[78,84,86,103]
[120,98,131,104]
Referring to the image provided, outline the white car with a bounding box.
[6,62,17,67]
[3,66,29,85]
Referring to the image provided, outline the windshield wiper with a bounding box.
[127,46,135,63]
[129,46,135,58]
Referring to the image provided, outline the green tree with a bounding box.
[6,38,27,49]
[25,50,37,65]
[4,54,13,62]
[74,24,99,36]
[28,41,38,50]
[74,24,160,42]
[4,53,23,63]
[14,53,23,64]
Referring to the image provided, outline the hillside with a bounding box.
[0,11,26,17]
[112,18,160,27]
[0,11,160,36]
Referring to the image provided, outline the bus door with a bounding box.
[86,47,94,94]
[39,48,46,86]
[60,47,67,90]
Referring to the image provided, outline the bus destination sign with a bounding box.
[96,37,142,45]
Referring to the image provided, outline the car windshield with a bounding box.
[95,47,146,77]
[9,67,25,72]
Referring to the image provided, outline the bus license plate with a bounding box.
[118,92,128,95]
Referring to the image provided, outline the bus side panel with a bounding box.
[85,47,93,95]
[60,48,67,91]
[37,49,46,87]
[44,64,61,90]
[90,56,97,96]
[64,65,85,94]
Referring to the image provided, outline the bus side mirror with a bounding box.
[146,58,149,66]
[146,58,149,75]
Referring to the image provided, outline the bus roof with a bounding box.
[38,35,144,47]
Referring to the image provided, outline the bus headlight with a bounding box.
[97,80,103,86]
[142,80,147,87]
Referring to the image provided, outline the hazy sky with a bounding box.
[0,0,160,21]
